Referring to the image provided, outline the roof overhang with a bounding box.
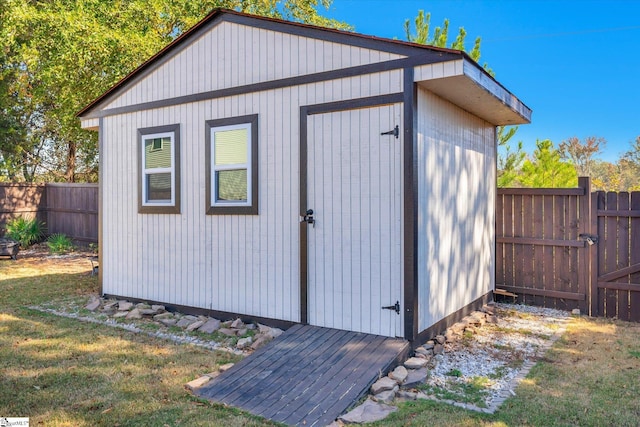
[415,59,531,126]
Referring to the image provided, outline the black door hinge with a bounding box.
[382,300,400,315]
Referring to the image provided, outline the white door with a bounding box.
[305,103,403,337]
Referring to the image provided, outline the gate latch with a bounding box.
[382,300,400,315]
[579,233,598,245]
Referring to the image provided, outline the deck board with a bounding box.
[196,325,409,426]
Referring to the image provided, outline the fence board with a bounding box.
[616,193,630,320]
[0,183,97,245]
[631,193,640,321]
[496,193,505,287]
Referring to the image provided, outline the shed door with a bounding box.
[304,103,403,337]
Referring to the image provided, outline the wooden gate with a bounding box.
[590,191,640,321]
[496,177,640,321]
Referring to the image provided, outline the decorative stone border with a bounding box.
[335,303,572,424]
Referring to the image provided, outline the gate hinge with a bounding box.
[382,300,400,315]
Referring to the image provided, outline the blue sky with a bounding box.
[325,0,640,162]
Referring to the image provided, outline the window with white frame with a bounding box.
[138,124,180,213]
[206,115,258,214]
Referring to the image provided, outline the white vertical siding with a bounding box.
[103,22,405,110]
[416,87,496,331]
[306,104,403,337]
[101,67,403,324]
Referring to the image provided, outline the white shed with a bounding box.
[78,9,531,342]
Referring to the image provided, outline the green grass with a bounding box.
[0,256,279,427]
[2,256,640,426]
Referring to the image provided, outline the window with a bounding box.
[206,115,258,215]
[138,124,180,214]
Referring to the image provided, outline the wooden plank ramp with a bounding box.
[196,324,410,426]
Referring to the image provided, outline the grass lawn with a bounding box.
[1,255,640,426]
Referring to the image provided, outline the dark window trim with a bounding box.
[205,114,259,215]
[137,124,181,214]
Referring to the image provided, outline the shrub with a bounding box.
[47,233,75,254]
[4,217,46,248]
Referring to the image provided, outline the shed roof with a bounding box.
[78,8,531,125]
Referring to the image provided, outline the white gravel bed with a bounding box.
[423,303,571,412]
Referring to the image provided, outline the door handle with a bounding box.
[303,209,315,227]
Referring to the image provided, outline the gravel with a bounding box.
[421,303,571,412]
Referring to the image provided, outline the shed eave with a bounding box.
[415,58,532,126]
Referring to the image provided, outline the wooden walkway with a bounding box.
[196,324,409,426]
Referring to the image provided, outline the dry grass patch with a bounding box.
[0,257,279,426]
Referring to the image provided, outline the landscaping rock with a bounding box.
[435,335,446,344]
[198,318,221,333]
[103,301,118,310]
[423,341,435,350]
[139,309,158,317]
[433,343,444,355]
[176,318,196,328]
[389,366,408,384]
[151,304,165,312]
[136,302,151,310]
[153,312,173,320]
[236,328,248,336]
[257,323,271,334]
[158,318,177,327]
[230,318,244,328]
[85,299,101,311]
[126,308,143,319]
[404,357,427,370]
[572,308,581,315]
[372,386,398,404]
[118,301,133,311]
[402,367,429,388]
[251,335,271,350]
[219,363,235,372]
[112,311,128,318]
[415,346,431,356]
[396,390,417,400]
[184,376,211,391]
[186,320,205,332]
[268,327,284,339]
[218,328,237,337]
[339,398,397,424]
[237,337,253,349]
[371,377,397,395]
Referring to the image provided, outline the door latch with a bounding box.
[382,300,400,315]
[303,209,315,227]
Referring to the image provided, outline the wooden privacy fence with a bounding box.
[496,177,640,322]
[0,183,98,245]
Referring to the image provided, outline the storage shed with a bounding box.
[78,9,531,342]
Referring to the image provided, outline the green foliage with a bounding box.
[404,10,489,73]
[497,126,525,187]
[46,233,74,254]
[4,217,46,247]
[0,0,349,182]
[518,139,578,188]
